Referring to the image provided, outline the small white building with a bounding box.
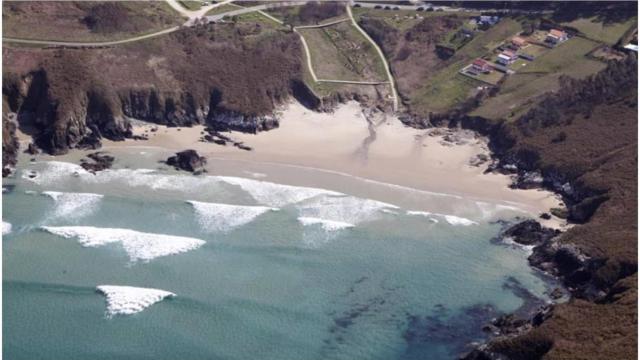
[546,29,568,44]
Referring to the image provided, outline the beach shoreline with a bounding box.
[92,101,568,229]
[13,100,568,229]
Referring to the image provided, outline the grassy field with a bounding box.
[353,7,479,31]
[179,1,202,11]
[561,16,637,45]
[297,21,387,82]
[2,1,183,42]
[471,37,605,120]
[410,18,522,114]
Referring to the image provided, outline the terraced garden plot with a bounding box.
[297,21,387,82]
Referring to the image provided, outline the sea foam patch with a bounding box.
[96,285,175,317]
[42,191,104,220]
[23,162,215,193]
[188,201,278,232]
[297,217,355,231]
[41,226,205,262]
[407,210,476,226]
[217,176,342,207]
[297,195,398,225]
[2,221,12,235]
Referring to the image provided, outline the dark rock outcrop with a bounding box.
[502,220,560,246]
[165,150,206,173]
[79,151,114,173]
[2,114,19,177]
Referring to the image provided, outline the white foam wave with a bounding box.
[502,236,535,254]
[188,201,277,232]
[24,162,340,207]
[407,210,432,217]
[41,226,205,262]
[443,215,478,226]
[297,195,398,225]
[407,210,476,226]
[23,162,214,193]
[475,201,524,220]
[96,285,175,317]
[3,221,12,235]
[297,217,355,231]
[42,191,103,219]
[217,176,342,207]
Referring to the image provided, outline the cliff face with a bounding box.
[2,23,309,154]
[2,112,19,177]
[443,57,638,360]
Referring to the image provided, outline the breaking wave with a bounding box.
[41,226,205,263]
[217,176,342,207]
[42,191,103,220]
[96,285,175,317]
[3,221,12,235]
[187,201,278,232]
[297,217,355,231]
[298,195,398,225]
[407,210,477,226]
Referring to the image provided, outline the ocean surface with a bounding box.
[3,148,556,360]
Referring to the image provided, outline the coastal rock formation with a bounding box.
[2,23,306,155]
[166,150,206,173]
[502,220,560,246]
[79,152,115,173]
[445,56,638,359]
[2,113,19,177]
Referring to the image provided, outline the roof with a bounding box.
[472,58,489,67]
[550,29,566,37]
[497,54,511,60]
[502,50,516,57]
[512,36,527,45]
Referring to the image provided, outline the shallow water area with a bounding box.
[4,145,559,360]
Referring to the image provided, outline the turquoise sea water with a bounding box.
[3,150,554,359]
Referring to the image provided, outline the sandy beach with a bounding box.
[95,101,566,229]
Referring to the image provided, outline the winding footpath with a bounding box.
[346,5,398,112]
[3,1,398,111]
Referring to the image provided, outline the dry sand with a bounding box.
[99,101,568,229]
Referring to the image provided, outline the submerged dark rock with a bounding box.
[165,150,207,173]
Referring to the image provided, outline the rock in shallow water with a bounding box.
[166,150,207,173]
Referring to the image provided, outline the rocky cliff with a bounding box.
[434,57,638,360]
[2,22,311,155]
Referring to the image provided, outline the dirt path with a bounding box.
[3,26,181,47]
[165,0,236,25]
[347,5,399,112]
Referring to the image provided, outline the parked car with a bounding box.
[374,5,382,9]
[426,7,434,11]
[393,6,400,10]
[416,7,424,11]
[384,6,391,10]
[354,3,361,7]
